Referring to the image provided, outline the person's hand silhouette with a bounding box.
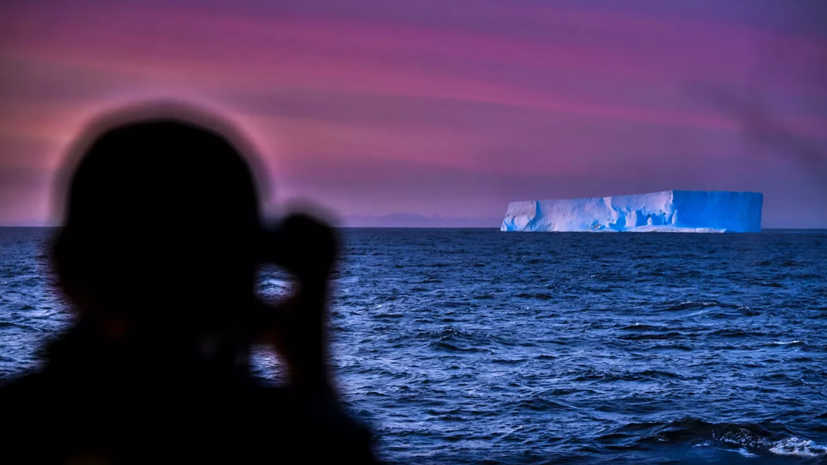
[256,213,376,463]
[272,213,338,282]
[258,212,339,395]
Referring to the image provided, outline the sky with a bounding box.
[1,0,825,227]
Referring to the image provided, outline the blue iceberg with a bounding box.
[501,191,763,233]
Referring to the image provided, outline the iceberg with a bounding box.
[501,190,763,233]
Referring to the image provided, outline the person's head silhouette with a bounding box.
[51,103,267,380]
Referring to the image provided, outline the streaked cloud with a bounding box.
[0,0,825,226]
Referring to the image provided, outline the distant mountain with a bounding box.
[0,214,502,229]
[343,213,501,228]
[0,220,53,227]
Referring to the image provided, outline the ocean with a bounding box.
[1,227,826,464]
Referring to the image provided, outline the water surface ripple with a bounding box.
[2,228,826,464]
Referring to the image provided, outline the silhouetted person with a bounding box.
[0,104,378,464]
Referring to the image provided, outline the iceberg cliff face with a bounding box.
[501,191,763,233]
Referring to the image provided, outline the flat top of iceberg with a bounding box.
[508,190,760,203]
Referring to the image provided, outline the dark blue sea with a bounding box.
[1,227,826,464]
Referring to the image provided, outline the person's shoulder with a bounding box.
[0,369,51,410]
[0,370,58,458]
[0,363,87,433]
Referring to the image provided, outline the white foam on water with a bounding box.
[736,447,757,458]
[768,437,827,458]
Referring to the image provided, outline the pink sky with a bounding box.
[1,0,825,227]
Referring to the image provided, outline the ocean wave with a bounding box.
[656,300,741,312]
[765,340,806,346]
[428,336,492,352]
[708,328,751,338]
[617,332,684,341]
[610,418,827,459]
[618,323,666,331]
[571,368,684,383]
[511,397,572,412]
[514,292,553,300]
